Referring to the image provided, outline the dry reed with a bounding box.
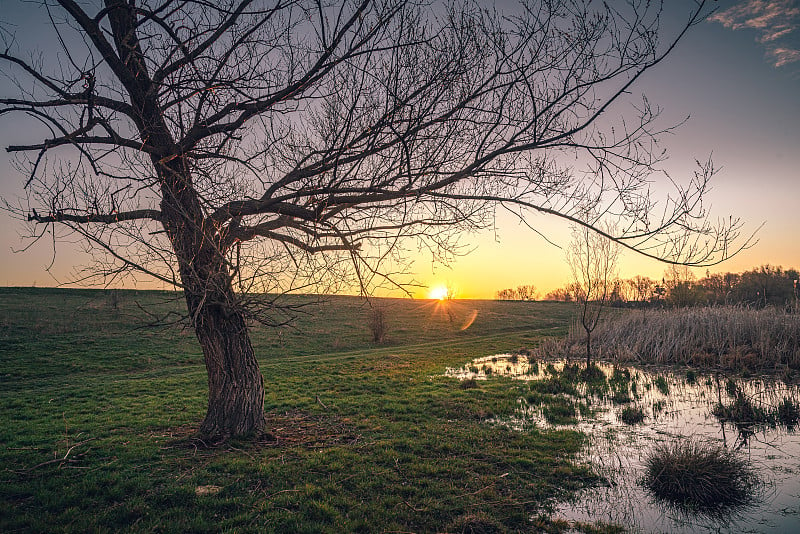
[553,306,800,372]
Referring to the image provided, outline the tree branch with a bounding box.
[28,209,162,225]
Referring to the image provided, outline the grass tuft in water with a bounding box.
[581,363,606,383]
[542,397,578,425]
[777,397,800,429]
[653,376,669,395]
[643,440,758,510]
[725,378,739,397]
[712,392,768,425]
[619,406,645,425]
[611,388,632,405]
[532,376,579,397]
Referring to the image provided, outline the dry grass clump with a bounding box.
[643,440,758,509]
[619,405,645,425]
[555,306,800,372]
[460,378,480,390]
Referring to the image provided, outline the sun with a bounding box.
[428,285,449,300]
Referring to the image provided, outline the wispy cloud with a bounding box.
[709,0,800,67]
[768,46,800,65]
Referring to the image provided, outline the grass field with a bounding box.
[0,288,602,533]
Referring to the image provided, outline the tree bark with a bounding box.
[169,200,266,439]
[193,299,266,439]
[156,156,266,439]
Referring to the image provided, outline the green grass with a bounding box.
[0,288,600,532]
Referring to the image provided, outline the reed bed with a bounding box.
[549,306,800,372]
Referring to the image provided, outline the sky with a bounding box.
[1,0,799,299]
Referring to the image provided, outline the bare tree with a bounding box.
[516,284,537,301]
[664,264,698,307]
[0,0,746,438]
[496,288,517,301]
[444,283,458,301]
[567,220,620,367]
[626,275,656,305]
[545,286,574,302]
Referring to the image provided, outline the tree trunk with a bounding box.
[193,300,266,439]
[586,331,592,368]
[170,216,266,440]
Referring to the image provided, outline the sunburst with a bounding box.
[428,285,449,300]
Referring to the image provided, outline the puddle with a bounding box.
[445,355,800,533]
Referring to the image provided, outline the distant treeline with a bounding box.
[495,284,538,301]
[498,265,799,308]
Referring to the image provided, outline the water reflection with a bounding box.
[445,355,800,533]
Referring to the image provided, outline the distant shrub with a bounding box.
[643,440,758,509]
[368,307,388,343]
[106,289,120,310]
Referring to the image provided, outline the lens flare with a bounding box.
[460,309,478,331]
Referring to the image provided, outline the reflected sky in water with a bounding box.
[445,356,800,533]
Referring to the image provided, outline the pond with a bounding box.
[445,355,800,533]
